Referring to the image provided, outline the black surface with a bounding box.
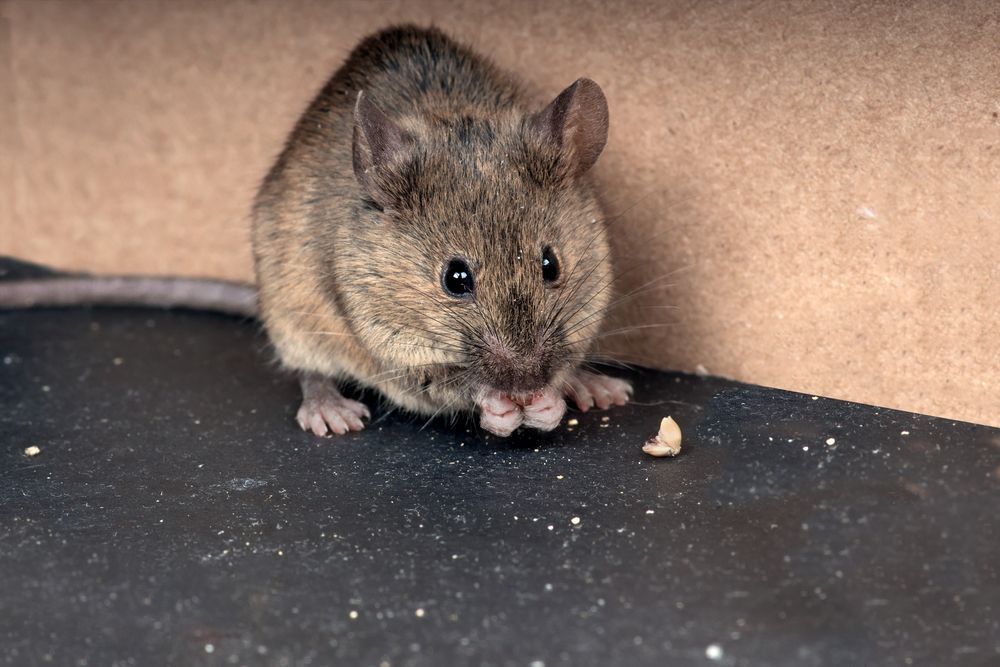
[1,307,998,667]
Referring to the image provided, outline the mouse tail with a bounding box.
[0,275,258,318]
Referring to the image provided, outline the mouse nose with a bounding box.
[480,334,553,393]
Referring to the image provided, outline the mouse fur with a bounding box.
[252,25,632,436]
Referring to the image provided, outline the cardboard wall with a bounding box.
[3,0,998,426]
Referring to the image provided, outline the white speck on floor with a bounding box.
[348,610,359,619]
[705,643,724,660]
[204,644,214,654]
[826,438,836,445]
[901,430,910,435]
[415,608,425,618]
[24,445,41,457]
[571,517,581,525]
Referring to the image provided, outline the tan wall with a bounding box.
[2,0,997,426]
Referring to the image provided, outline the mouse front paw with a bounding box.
[297,374,371,437]
[520,386,567,431]
[563,370,633,412]
[478,387,567,436]
[478,392,525,437]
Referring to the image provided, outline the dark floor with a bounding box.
[1,307,998,667]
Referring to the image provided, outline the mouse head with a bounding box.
[340,79,613,399]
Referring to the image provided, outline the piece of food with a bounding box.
[24,445,41,457]
[642,416,682,457]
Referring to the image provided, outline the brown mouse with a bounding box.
[252,25,631,437]
[0,25,632,437]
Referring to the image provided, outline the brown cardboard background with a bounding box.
[2,0,998,426]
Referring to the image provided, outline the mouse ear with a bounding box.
[528,78,609,179]
[352,91,413,206]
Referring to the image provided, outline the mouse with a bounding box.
[0,24,633,438]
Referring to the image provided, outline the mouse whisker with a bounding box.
[584,352,659,368]
[558,292,676,346]
[364,360,459,384]
[544,226,610,323]
[544,269,618,346]
[365,308,476,351]
[544,224,695,344]
[553,269,683,343]
[572,356,641,373]
[586,239,695,318]
[542,226,620,340]
[599,186,702,233]
[369,405,399,427]
[414,369,474,399]
[373,291,482,340]
[301,330,358,337]
[573,322,680,343]
[417,384,469,430]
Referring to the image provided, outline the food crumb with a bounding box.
[567,418,579,426]
[113,357,124,366]
[601,416,610,422]
[645,509,655,515]
[556,475,564,480]
[348,610,359,619]
[826,437,836,445]
[901,430,910,436]
[24,445,41,457]
[643,416,682,457]
[570,516,581,525]
[705,644,724,660]
[415,608,425,618]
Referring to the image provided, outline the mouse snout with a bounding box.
[479,333,555,394]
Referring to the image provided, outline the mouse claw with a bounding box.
[297,374,370,437]
[564,370,633,412]
[521,386,567,431]
[478,392,524,437]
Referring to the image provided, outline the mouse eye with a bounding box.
[442,258,475,298]
[541,246,560,284]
